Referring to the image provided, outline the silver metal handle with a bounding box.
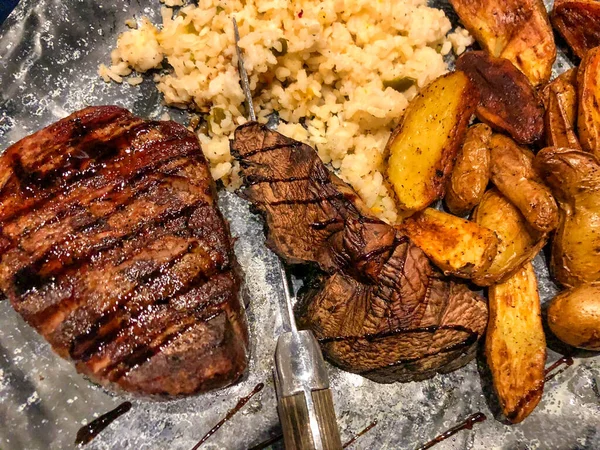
[274,331,342,450]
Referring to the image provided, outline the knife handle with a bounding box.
[278,388,342,450]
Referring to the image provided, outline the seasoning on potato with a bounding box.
[449,0,556,86]
[541,68,581,149]
[547,284,600,351]
[551,0,600,59]
[577,46,600,159]
[534,147,600,287]
[472,189,548,286]
[456,52,545,145]
[386,71,477,213]
[398,208,498,280]
[445,123,492,216]
[489,134,559,233]
[486,262,546,424]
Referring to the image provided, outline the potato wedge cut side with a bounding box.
[445,124,492,216]
[456,52,545,144]
[489,134,559,233]
[542,69,581,149]
[486,262,546,424]
[449,0,556,86]
[547,284,600,351]
[398,208,498,280]
[534,147,600,287]
[552,0,600,59]
[577,46,600,159]
[472,189,547,286]
[386,71,477,212]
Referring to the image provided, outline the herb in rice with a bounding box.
[99,0,473,223]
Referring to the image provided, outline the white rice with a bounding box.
[99,0,473,223]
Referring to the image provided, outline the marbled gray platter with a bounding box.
[0,1,598,449]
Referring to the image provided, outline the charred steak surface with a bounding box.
[233,122,487,382]
[0,106,248,396]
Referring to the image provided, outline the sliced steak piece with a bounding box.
[0,106,248,396]
[232,122,487,382]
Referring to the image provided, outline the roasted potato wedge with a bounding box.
[472,189,547,286]
[552,0,600,59]
[489,134,559,233]
[542,69,581,149]
[398,208,499,279]
[456,52,545,144]
[445,124,492,216]
[386,71,477,212]
[577,46,600,158]
[534,147,600,287]
[486,262,546,424]
[449,0,556,86]
[547,284,600,351]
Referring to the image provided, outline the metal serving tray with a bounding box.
[0,1,598,449]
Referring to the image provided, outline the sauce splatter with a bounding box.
[544,356,574,382]
[75,401,132,446]
[343,420,378,448]
[416,412,487,450]
[248,432,283,450]
[191,382,264,450]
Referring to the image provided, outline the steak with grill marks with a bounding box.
[232,122,488,382]
[0,106,248,396]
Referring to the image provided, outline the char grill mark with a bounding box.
[2,153,197,246]
[0,106,248,396]
[233,122,488,382]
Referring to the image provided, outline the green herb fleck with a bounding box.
[383,77,417,92]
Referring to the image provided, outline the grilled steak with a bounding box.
[232,122,487,382]
[0,106,248,396]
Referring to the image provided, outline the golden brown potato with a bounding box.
[445,124,492,216]
[489,134,559,233]
[551,0,600,59]
[398,208,499,279]
[486,262,546,424]
[534,147,600,287]
[472,189,547,286]
[386,72,478,212]
[542,69,581,149]
[449,0,556,86]
[547,284,600,350]
[577,46,600,159]
[456,52,545,144]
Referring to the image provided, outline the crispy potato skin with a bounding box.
[386,72,477,212]
[456,52,545,144]
[449,0,556,86]
[552,0,600,59]
[398,208,498,280]
[486,262,546,424]
[445,124,492,216]
[489,134,559,233]
[542,69,582,149]
[472,189,547,286]
[547,284,600,350]
[577,46,600,158]
[534,147,600,287]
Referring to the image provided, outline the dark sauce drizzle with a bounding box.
[75,401,132,446]
[248,432,283,450]
[544,355,574,382]
[190,382,264,450]
[416,412,487,450]
[243,356,574,450]
[342,419,378,448]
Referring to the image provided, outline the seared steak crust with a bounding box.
[0,106,248,395]
[233,122,487,382]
